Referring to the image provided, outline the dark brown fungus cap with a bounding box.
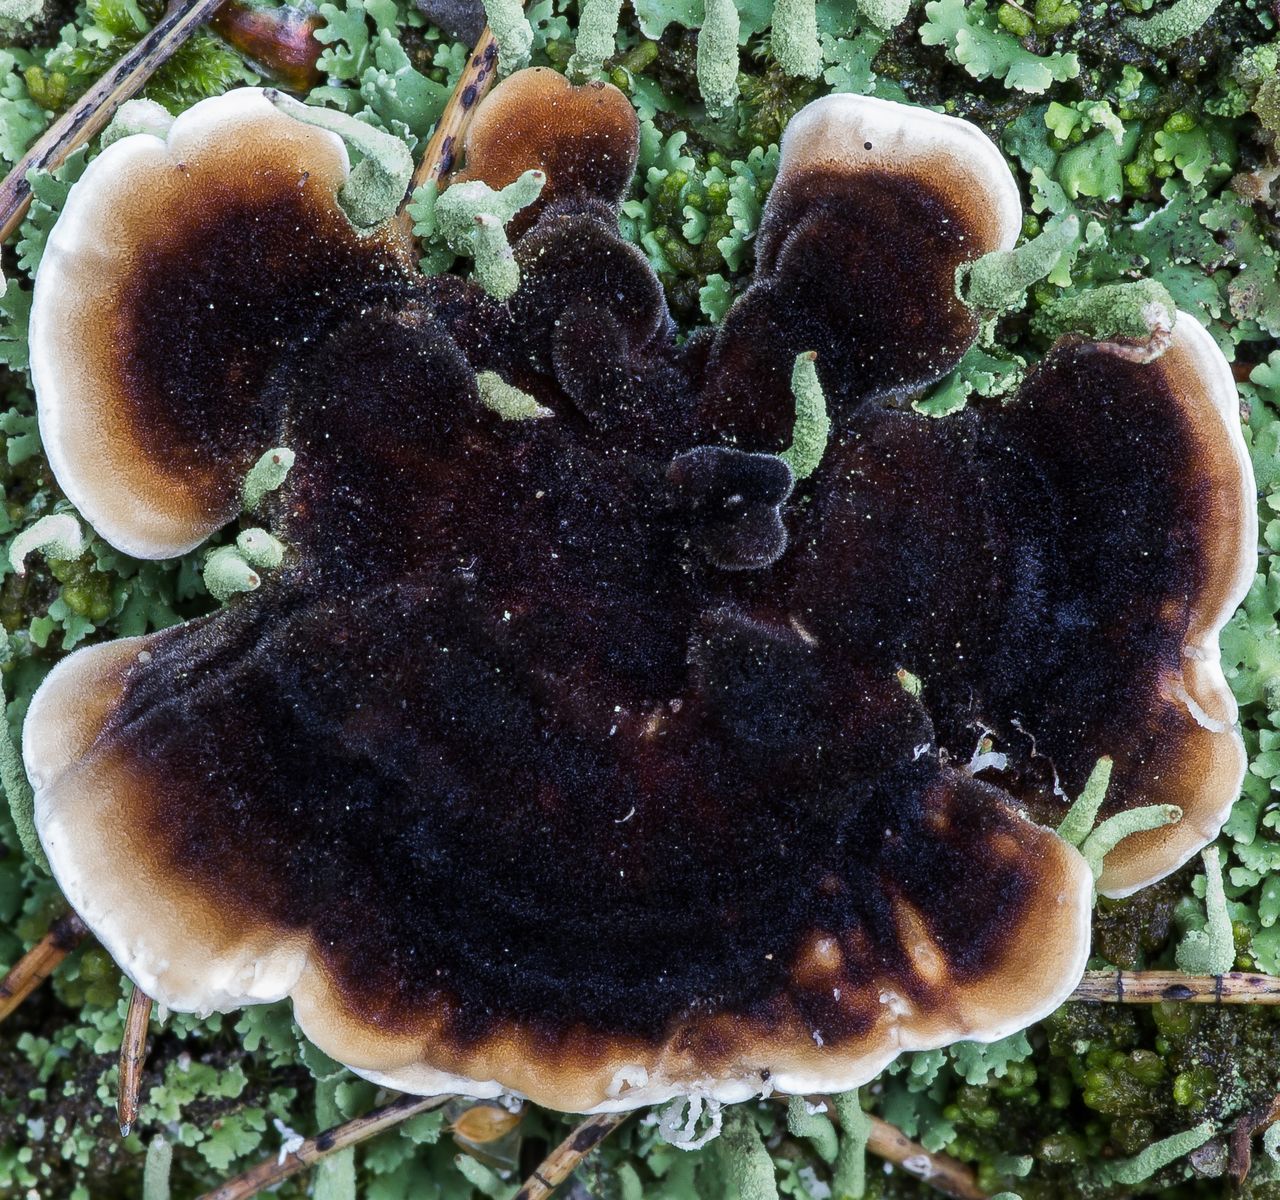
[29,89,418,558]
[24,84,1253,1114]
[697,95,1021,446]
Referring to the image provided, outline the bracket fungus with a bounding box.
[22,77,1255,1113]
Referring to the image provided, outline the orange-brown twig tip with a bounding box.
[0,913,88,1024]
[118,984,154,1137]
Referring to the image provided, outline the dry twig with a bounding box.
[196,1092,451,1200]
[1071,970,1280,1005]
[393,3,528,245]
[0,0,227,245]
[118,983,154,1135]
[415,32,500,189]
[513,1110,631,1200]
[0,912,88,1023]
[866,1114,988,1199]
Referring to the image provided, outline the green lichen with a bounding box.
[141,1137,171,1200]
[476,371,553,420]
[786,1096,838,1164]
[1082,804,1182,881]
[0,637,44,873]
[778,351,829,481]
[1175,849,1235,976]
[856,0,911,31]
[772,0,822,79]
[235,529,286,571]
[99,97,172,147]
[959,215,1080,313]
[481,0,534,75]
[1122,0,1223,50]
[1056,756,1113,848]
[9,513,85,577]
[1031,279,1176,346]
[0,0,43,31]
[697,0,740,113]
[431,170,546,300]
[569,0,624,78]
[202,546,262,605]
[242,448,296,513]
[829,1091,871,1198]
[1099,1119,1215,1184]
[265,90,414,230]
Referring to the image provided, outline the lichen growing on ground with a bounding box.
[0,0,1278,1195]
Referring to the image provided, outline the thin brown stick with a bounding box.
[196,1092,451,1200]
[0,912,88,1023]
[512,1111,630,1200]
[419,30,499,187]
[118,983,154,1136]
[798,1095,986,1199]
[1070,970,1280,1005]
[391,24,503,245]
[867,1114,987,1200]
[0,0,227,245]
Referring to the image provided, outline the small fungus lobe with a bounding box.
[24,82,1255,1113]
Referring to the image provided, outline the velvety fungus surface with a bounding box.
[22,79,1254,1112]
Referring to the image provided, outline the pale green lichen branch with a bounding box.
[786,1097,838,1164]
[0,635,47,874]
[203,545,262,604]
[717,1106,776,1200]
[142,1137,172,1200]
[477,371,553,420]
[829,1091,871,1199]
[771,0,822,79]
[1100,1120,1214,1185]
[697,0,741,114]
[265,91,413,230]
[569,0,624,78]
[482,0,534,75]
[1264,1123,1280,1163]
[435,171,545,301]
[101,99,174,148]
[439,171,545,230]
[1122,0,1222,49]
[0,0,43,32]
[959,215,1080,313]
[1175,847,1235,975]
[236,528,286,570]
[243,447,295,513]
[10,514,87,577]
[855,0,910,30]
[1032,280,1176,359]
[1081,803,1181,881]
[470,214,520,300]
[779,351,829,481]
[1056,756,1113,848]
